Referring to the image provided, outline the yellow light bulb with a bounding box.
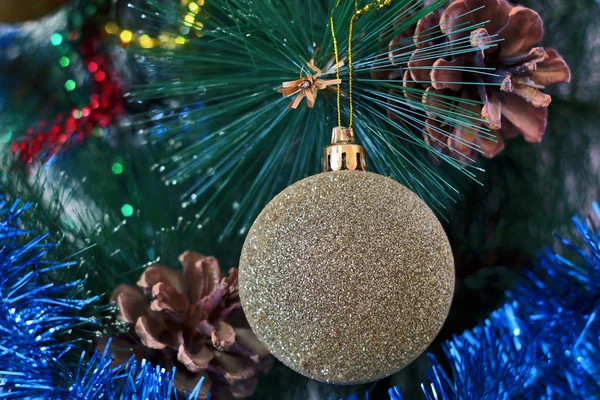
[105,22,119,34]
[184,14,195,27]
[139,34,154,48]
[120,30,133,43]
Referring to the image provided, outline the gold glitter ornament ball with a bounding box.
[239,170,455,384]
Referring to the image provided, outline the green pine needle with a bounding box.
[126,0,498,238]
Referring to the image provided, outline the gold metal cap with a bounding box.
[322,126,367,172]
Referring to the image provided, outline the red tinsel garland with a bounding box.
[11,35,123,164]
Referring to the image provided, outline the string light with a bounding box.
[119,30,133,43]
[92,127,105,138]
[50,33,63,46]
[64,80,76,91]
[112,162,124,175]
[138,34,154,48]
[105,0,204,48]
[0,131,12,144]
[121,204,134,217]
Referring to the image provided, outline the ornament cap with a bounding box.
[322,126,367,172]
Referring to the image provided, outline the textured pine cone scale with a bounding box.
[377,0,571,163]
[101,251,272,399]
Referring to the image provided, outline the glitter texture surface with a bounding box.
[239,171,455,384]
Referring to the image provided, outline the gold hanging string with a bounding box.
[348,13,356,129]
[282,0,392,126]
[330,0,342,127]
[347,0,392,128]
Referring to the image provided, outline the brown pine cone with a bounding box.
[102,251,272,399]
[383,0,571,162]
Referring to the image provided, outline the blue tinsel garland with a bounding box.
[0,195,204,399]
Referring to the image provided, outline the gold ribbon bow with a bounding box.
[278,59,343,109]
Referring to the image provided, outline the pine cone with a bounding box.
[104,251,272,399]
[383,0,571,162]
